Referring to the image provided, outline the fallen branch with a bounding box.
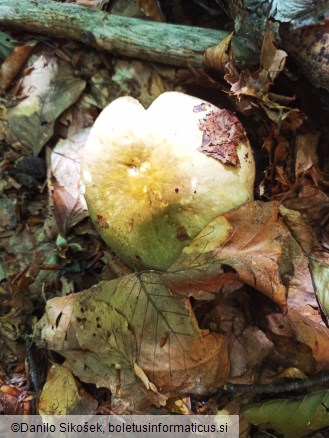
[223,374,329,395]
[0,0,237,68]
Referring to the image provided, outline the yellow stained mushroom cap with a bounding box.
[82,91,255,270]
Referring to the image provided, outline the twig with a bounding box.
[223,375,329,395]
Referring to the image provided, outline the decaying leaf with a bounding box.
[167,201,289,309]
[229,326,274,378]
[6,55,86,155]
[199,108,246,166]
[0,43,34,93]
[277,206,320,320]
[138,0,165,22]
[34,272,229,408]
[203,33,234,75]
[294,132,320,178]
[39,364,97,415]
[266,309,329,373]
[46,129,89,234]
[279,205,316,255]
[223,28,304,129]
[110,59,177,108]
[282,180,329,228]
[259,27,287,83]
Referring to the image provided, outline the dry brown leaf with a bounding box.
[229,326,273,378]
[282,181,329,227]
[223,29,305,129]
[167,201,289,310]
[294,132,320,178]
[203,33,234,75]
[266,309,329,373]
[277,205,322,322]
[260,28,287,84]
[138,0,165,22]
[199,108,246,166]
[0,44,34,93]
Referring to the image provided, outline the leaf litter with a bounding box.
[0,2,329,435]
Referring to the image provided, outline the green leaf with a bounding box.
[242,390,329,438]
[56,234,67,248]
[0,31,18,60]
[309,257,329,325]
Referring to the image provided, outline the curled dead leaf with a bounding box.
[203,33,234,75]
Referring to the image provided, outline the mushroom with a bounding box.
[81,91,255,271]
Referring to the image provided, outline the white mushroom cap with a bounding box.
[82,91,255,270]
